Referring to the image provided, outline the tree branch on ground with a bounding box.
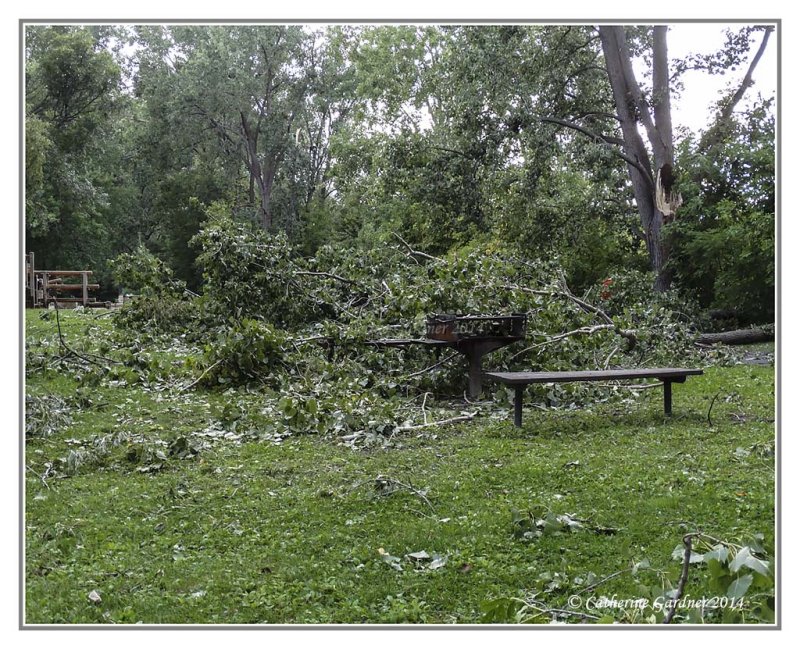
[179,359,223,392]
[402,352,460,379]
[392,232,444,263]
[352,474,437,514]
[508,324,616,361]
[293,270,368,290]
[54,306,119,367]
[502,282,637,350]
[663,532,699,624]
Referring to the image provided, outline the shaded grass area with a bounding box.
[25,311,775,624]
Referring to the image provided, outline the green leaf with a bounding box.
[671,543,704,563]
[730,546,770,576]
[726,573,753,599]
[480,597,522,623]
[703,545,729,564]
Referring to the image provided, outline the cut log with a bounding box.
[697,329,774,346]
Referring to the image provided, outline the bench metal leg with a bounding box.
[663,380,673,416]
[514,385,524,427]
[468,352,483,398]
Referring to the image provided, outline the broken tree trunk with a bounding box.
[697,328,774,346]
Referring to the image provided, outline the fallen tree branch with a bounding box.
[352,474,437,514]
[403,352,459,379]
[399,411,478,432]
[26,464,51,490]
[603,345,620,370]
[503,282,637,351]
[293,270,368,290]
[707,391,722,426]
[574,567,633,596]
[54,306,120,366]
[392,232,444,264]
[342,411,479,446]
[697,328,773,346]
[516,595,601,622]
[509,325,616,360]
[179,359,222,392]
[664,533,698,624]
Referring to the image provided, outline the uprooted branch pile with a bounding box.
[36,215,714,445]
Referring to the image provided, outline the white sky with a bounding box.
[664,23,777,132]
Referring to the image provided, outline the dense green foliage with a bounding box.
[108,213,711,409]
[671,98,775,323]
[25,24,774,322]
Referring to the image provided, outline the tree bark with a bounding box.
[599,26,676,292]
[240,111,278,230]
[697,328,774,346]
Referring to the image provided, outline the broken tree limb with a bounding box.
[54,306,120,366]
[502,282,637,351]
[402,352,459,379]
[400,411,478,432]
[392,232,444,264]
[293,270,367,290]
[664,533,699,624]
[179,359,223,392]
[357,474,437,514]
[509,324,617,361]
[696,328,773,346]
[342,411,479,446]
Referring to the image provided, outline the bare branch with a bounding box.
[503,282,637,351]
[541,117,653,186]
[54,306,119,366]
[293,270,366,289]
[400,411,478,432]
[392,232,444,263]
[663,533,699,624]
[179,359,222,392]
[403,352,460,380]
[508,324,616,361]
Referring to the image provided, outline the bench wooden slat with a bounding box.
[484,368,703,385]
[483,368,704,426]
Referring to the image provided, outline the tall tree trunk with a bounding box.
[599,26,677,292]
[241,111,275,230]
[259,160,277,231]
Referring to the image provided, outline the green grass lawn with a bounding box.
[24,310,776,624]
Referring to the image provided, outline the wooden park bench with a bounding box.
[484,368,704,427]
